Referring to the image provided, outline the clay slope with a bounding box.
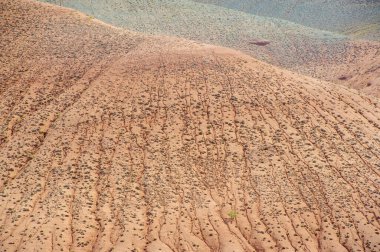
[39,0,380,97]
[194,0,380,40]
[1,0,380,251]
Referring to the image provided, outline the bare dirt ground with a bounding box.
[296,40,380,97]
[1,0,380,251]
[39,0,380,97]
[194,0,380,40]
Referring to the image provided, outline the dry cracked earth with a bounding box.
[1,0,380,251]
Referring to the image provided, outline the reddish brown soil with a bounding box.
[249,41,271,46]
[302,41,380,97]
[1,0,380,251]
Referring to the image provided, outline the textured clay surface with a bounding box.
[1,0,380,251]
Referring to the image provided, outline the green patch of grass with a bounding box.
[227,210,238,219]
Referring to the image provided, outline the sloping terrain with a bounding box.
[39,0,380,97]
[194,0,380,40]
[1,0,380,252]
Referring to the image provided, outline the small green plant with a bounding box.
[25,151,34,160]
[227,210,238,220]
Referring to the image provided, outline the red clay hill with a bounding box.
[1,0,380,251]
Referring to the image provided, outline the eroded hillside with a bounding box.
[194,0,380,40]
[39,0,380,97]
[1,0,380,251]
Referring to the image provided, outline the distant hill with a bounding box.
[194,0,380,40]
[39,0,380,96]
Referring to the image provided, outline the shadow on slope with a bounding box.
[194,0,380,40]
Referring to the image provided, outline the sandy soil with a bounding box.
[38,0,380,97]
[296,40,380,97]
[194,0,380,40]
[1,0,380,251]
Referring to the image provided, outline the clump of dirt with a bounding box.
[338,75,351,80]
[250,40,271,46]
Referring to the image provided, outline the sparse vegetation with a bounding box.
[1,0,380,251]
[227,210,238,220]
